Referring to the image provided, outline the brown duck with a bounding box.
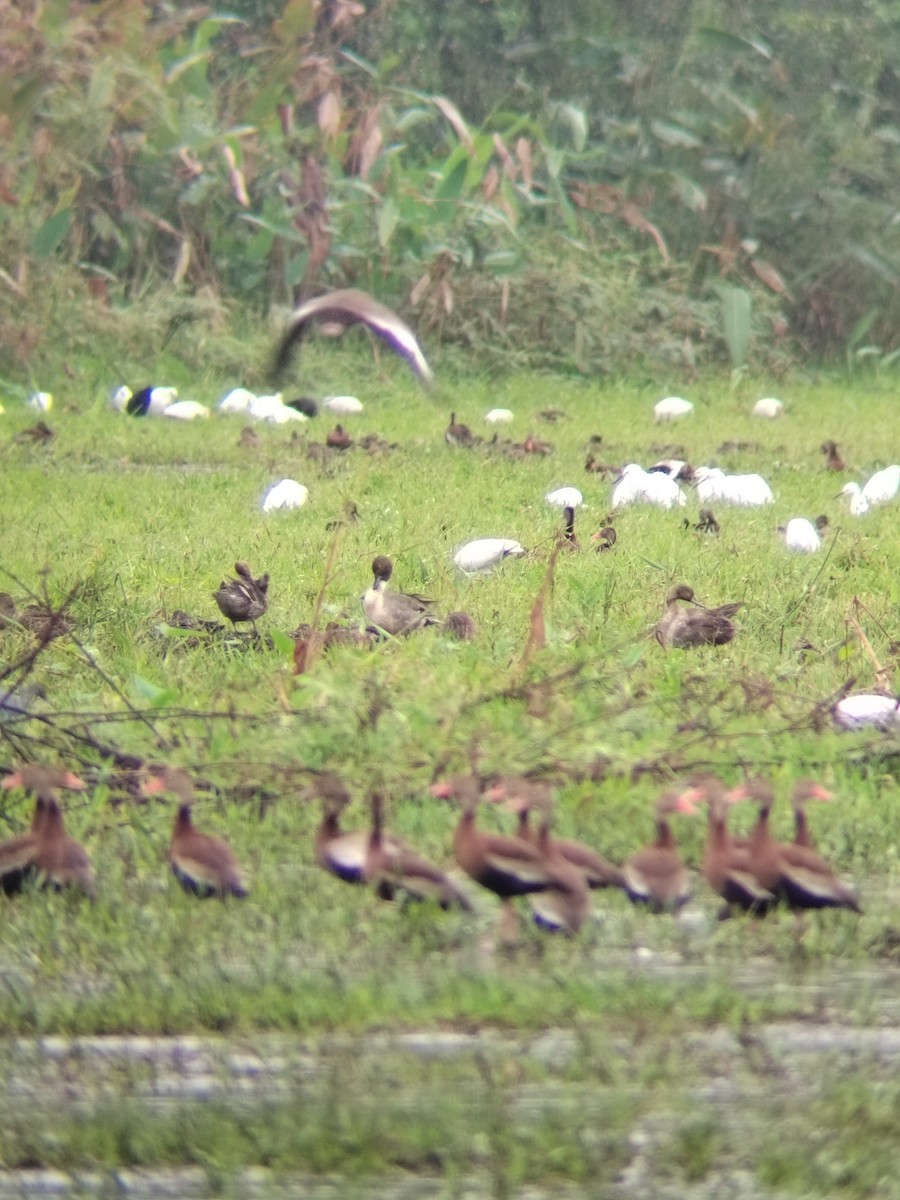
[491,776,625,891]
[144,767,248,898]
[313,773,411,886]
[655,584,741,649]
[35,795,97,897]
[682,777,776,918]
[495,781,591,934]
[326,424,352,450]
[730,779,861,914]
[213,562,269,633]
[429,774,560,941]
[0,766,85,894]
[445,412,476,448]
[821,440,846,471]
[620,791,696,912]
[363,792,473,911]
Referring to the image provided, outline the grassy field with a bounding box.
[1,342,899,1194]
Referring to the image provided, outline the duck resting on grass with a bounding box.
[144,767,248,898]
[655,584,741,649]
[362,556,439,636]
[213,562,269,634]
[271,288,433,385]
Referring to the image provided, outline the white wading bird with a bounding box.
[453,539,527,573]
[834,694,900,730]
[612,464,686,510]
[261,479,309,512]
[653,396,693,422]
[780,515,828,553]
[545,486,583,508]
[839,464,900,515]
[752,397,784,418]
[272,289,433,385]
[694,466,773,507]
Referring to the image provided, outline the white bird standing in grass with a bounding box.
[272,289,433,384]
[453,538,527,573]
[261,479,309,511]
[781,515,828,553]
[694,466,773,507]
[653,396,693,422]
[840,464,900,515]
[612,464,686,510]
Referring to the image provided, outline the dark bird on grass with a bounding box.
[538,407,566,422]
[502,785,590,934]
[821,440,846,471]
[326,423,352,450]
[443,611,478,641]
[620,790,697,913]
[521,433,553,455]
[18,603,73,641]
[312,774,411,886]
[729,778,860,916]
[238,426,261,449]
[561,506,579,551]
[655,584,741,649]
[271,288,433,385]
[144,767,248,898]
[590,525,617,552]
[362,556,439,636]
[492,776,625,892]
[681,776,776,920]
[213,562,269,633]
[0,766,85,895]
[286,396,319,418]
[445,412,476,448]
[693,508,720,534]
[34,794,96,897]
[429,774,564,942]
[14,421,55,444]
[363,792,473,911]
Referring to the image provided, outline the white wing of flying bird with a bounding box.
[272,288,433,385]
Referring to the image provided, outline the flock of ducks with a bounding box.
[0,763,860,942]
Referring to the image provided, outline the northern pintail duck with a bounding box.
[655,584,741,649]
[362,556,438,636]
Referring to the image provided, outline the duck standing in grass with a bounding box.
[620,790,697,913]
[429,774,560,942]
[681,776,776,919]
[655,584,741,649]
[445,413,475,448]
[213,562,269,634]
[313,773,412,887]
[363,792,473,910]
[362,556,438,636]
[0,765,85,894]
[144,767,248,898]
[729,778,860,916]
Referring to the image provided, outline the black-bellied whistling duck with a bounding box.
[0,766,83,894]
[144,767,248,898]
[620,790,696,913]
[213,562,269,633]
[313,773,411,886]
[505,784,590,934]
[363,793,473,911]
[730,779,861,914]
[429,774,557,941]
[655,584,741,649]
[491,776,625,892]
[681,777,776,919]
[35,796,95,897]
[363,556,438,636]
